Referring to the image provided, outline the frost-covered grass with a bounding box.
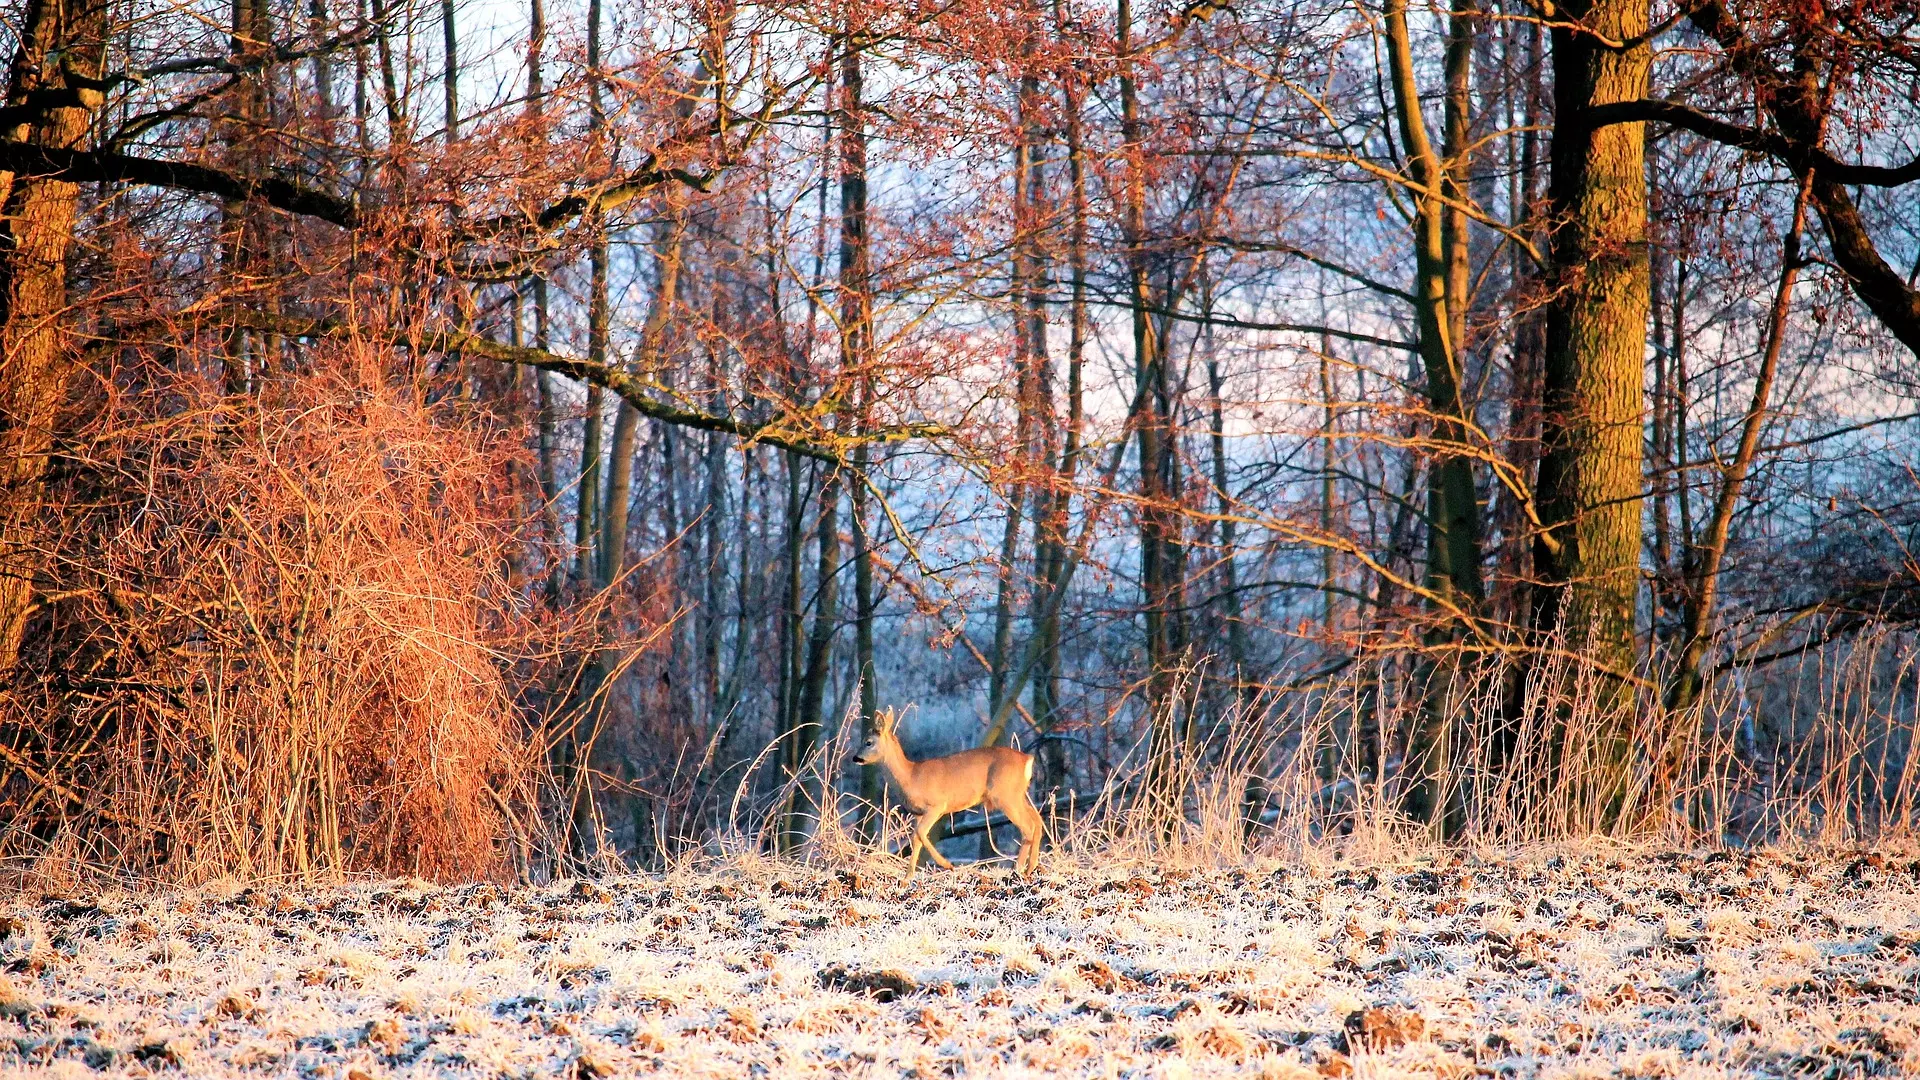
[3,849,1919,1078]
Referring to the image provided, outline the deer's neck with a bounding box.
[879,740,926,802]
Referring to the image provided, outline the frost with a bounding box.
[1,851,1916,1077]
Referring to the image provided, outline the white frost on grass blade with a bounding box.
[0,852,1918,1077]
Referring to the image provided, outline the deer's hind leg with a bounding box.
[1001,795,1043,877]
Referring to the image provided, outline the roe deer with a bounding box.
[855,707,1043,878]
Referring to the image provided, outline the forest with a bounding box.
[0,0,1918,883]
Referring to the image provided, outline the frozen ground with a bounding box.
[2,849,1918,1078]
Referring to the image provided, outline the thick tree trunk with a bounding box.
[0,0,110,677]
[1533,0,1651,825]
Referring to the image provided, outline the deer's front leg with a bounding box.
[902,825,924,880]
[917,811,956,870]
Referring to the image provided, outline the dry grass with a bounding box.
[3,848,1917,1078]
[2,342,554,883]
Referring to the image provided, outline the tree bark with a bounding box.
[1532,0,1651,824]
[601,215,686,586]
[990,42,1050,745]
[784,466,840,852]
[1383,0,1481,835]
[562,0,615,865]
[836,38,884,833]
[440,0,458,139]
[775,449,805,805]
[1030,61,1088,794]
[1120,0,1190,815]
[220,0,276,393]
[574,0,611,591]
[0,0,111,677]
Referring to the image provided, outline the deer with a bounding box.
[854,707,1044,879]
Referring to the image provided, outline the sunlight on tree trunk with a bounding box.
[1534,0,1652,827]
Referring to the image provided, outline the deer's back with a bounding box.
[912,745,1032,806]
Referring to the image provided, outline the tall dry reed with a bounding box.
[2,342,551,882]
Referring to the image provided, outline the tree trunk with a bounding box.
[1494,11,1546,758]
[839,35,883,831]
[561,0,616,865]
[1533,0,1651,826]
[220,0,276,393]
[990,50,1050,746]
[703,429,726,721]
[440,0,458,139]
[1384,0,1481,835]
[310,0,336,119]
[523,0,560,603]
[775,449,805,798]
[601,214,687,586]
[1120,0,1189,815]
[851,446,881,832]
[1664,179,1809,716]
[1318,333,1338,631]
[784,467,840,852]
[0,0,111,677]
[574,392,603,589]
[1029,65,1089,794]
[369,0,403,139]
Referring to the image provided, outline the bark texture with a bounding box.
[1533,0,1651,818]
[0,0,110,675]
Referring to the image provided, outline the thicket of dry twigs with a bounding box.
[2,340,558,882]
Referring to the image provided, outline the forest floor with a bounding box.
[1,847,1917,1078]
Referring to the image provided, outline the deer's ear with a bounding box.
[880,707,897,734]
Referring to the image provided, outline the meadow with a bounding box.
[2,848,1913,1078]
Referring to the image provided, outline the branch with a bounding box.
[0,139,714,242]
[1585,99,1920,187]
[226,311,946,462]
[1198,234,1415,302]
[531,154,717,230]
[1087,294,1418,352]
[0,141,362,227]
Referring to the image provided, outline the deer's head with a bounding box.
[855,708,898,765]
